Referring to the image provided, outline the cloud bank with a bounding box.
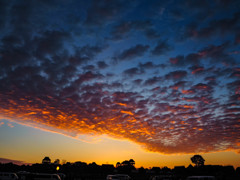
[0,0,240,154]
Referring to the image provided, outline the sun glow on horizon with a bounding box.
[1,119,240,169]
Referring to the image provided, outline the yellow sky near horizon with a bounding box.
[1,119,240,169]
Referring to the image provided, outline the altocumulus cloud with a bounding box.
[0,0,240,154]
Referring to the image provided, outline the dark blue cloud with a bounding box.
[117,44,150,61]
[151,40,172,56]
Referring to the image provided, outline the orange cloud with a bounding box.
[121,110,134,116]
[191,67,204,74]
[182,89,194,94]
[178,104,194,109]
[116,103,128,107]
[0,81,239,155]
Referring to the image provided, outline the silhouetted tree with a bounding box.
[121,160,130,166]
[191,155,205,167]
[129,159,135,166]
[117,160,136,174]
[162,166,171,173]
[187,164,193,170]
[138,167,146,174]
[116,162,121,167]
[54,159,60,164]
[121,159,135,167]
[42,156,51,164]
[151,167,161,174]
[89,162,97,166]
[236,167,240,178]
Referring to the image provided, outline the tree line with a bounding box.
[0,155,239,180]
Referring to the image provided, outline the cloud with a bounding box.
[183,0,210,9]
[123,67,143,77]
[169,55,185,66]
[144,76,162,86]
[144,29,161,39]
[111,20,152,40]
[199,43,235,64]
[0,121,4,127]
[165,70,188,80]
[74,71,104,85]
[151,40,172,56]
[0,158,27,165]
[170,81,189,90]
[34,30,71,58]
[1,65,240,154]
[139,62,166,71]
[0,0,9,30]
[97,61,108,69]
[169,42,236,67]
[189,65,205,74]
[109,19,161,40]
[192,83,213,92]
[235,34,240,44]
[183,12,240,39]
[139,62,155,69]
[85,0,133,26]
[116,44,150,61]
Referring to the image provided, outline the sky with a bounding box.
[0,0,240,168]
